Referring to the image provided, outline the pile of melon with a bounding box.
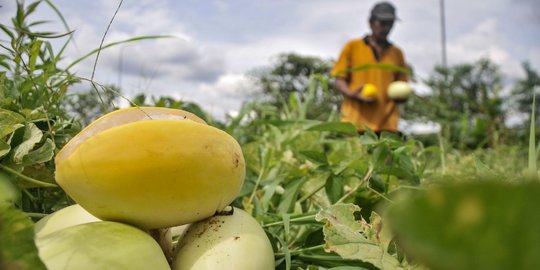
[34,107,275,270]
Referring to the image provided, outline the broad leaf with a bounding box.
[0,204,47,270]
[22,138,54,166]
[10,123,43,164]
[0,140,10,159]
[0,109,25,138]
[325,176,343,204]
[315,204,403,270]
[300,150,328,164]
[0,173,18,203]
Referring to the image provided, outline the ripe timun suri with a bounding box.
[54,107,245,229]
[361,83,377,98]
[35,107,275,270]
[387,81,413,100]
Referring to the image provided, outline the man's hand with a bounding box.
[352,85,376,103]
[353,86,375,102]
[336,78,376,103]
[392,98,408,104]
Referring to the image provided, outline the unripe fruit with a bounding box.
[36,221,170,270]
[172,207,275,270]
[55,107,245,229]
[34,204,101,238]
[388,81,413,100]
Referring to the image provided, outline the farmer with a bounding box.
[331,1,409,135]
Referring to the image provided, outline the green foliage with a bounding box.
[131,93,218,125]
[315,204,404,269]
[0,203,47,270]
[62,85,121,126]
[511,62,540,126]
[250,52,340,121]
[227,76,430,269]
[0,0,169,216]
[0,0,81,216]
[405,58,505,149]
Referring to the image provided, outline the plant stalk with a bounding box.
[0,164,58,188]
[274,244,325,257]
[335,166,374,204]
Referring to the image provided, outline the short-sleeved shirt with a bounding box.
[331,36,408,132]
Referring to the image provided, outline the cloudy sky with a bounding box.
[1,0,539,120]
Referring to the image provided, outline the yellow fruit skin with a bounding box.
[55,120,245,229]
[360,83,377,98]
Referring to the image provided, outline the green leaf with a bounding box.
[0,24,15,40]
[27,20,51,27]
[0,109,25,138]
[300,150,328,164]
[386,181,540,270]
[528,90,537,180]
[0,140,10,159]
[0,121,24,135]
[0,173,19,204]
[24,1,43,17]
[358,132,378,145]
[29,40,43,73]
[269,231,291,270]
[307,122,357,135]
[315,204,403,269]
[26,30,75,39]
[22,138,54,166]
[278,178,306,213]
[325,176,343,204]
[10,123,43,164]
[0,204,47,270]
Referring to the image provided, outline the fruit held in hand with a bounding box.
[388,81,413,100]
[36,221,170,270]
[361,83,377,98]
[172,207,275,270]
[55,107,245,229]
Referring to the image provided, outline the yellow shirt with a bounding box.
[331,37,408,132]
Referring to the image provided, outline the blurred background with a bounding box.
[1,0,538,124]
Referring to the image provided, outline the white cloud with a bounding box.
[447,18,523,77]
[197,73,258,119]
[530,48,540,71]
[52,0,225,87]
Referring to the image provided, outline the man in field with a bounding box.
[332,2,409,134]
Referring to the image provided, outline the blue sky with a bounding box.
[1,0,539,120]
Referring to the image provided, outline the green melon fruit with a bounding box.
[34,204,101,238]
[36,221,170,270]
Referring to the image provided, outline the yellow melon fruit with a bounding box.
[55,107,245,229]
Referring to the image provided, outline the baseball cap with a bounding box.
[370,2,398,21]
